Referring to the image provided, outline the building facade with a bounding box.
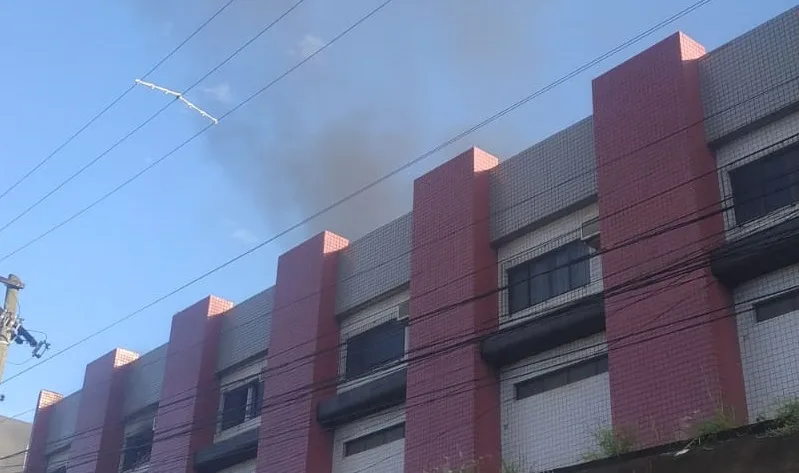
[23,7,799,473]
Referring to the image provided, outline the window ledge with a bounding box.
[712,214,799,288]
[338,361,406,394]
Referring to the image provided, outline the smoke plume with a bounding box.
[130,0,540,242]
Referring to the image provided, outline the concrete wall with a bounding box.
[0,415,32,471]
[335,213,412,315]
[123,343,167,417]
[332,406,405,473]
[217,287,274,373]
[45,392,79,453]
[490,117,597,244]
[700,6,799,145]
[733,263,799,421]
[501,334,611,471]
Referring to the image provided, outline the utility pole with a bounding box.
[0,274,24,384]
[0,274,48,392]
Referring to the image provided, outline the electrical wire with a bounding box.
[0,0,727,394]
[0,0,310,239]
[3,270,796,472]
[0,0,238,205]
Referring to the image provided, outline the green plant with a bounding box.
[582,426,637,461]
[693,406,737,442]
[767,398,799,437]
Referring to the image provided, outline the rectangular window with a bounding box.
[220,379,264,431]
[344,423,405,457]
[120,429,153,471]
[515,355,608,400]
[754,289,799,323]
[507,241,591,314]
[345,320,406,379]
[729,144,799,225]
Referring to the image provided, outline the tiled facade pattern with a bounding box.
[22,6,799,473]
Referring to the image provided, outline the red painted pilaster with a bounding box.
[256,231,348,473]
[592,33,747,445]
[149,296,233,473]
[67,348,139,473]
[22,390,63,473]
[404,148,501,473]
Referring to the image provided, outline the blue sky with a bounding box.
[0,0,794,420]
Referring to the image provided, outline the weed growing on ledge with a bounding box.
[767,398,799,437]
[693,406,738,442]
[582,426,637,461]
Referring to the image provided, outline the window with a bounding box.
[729,144,799,225]
[220,379,264,431]
[507,241,591,313]
[754,289,799,323]
[344,423,405,457]
[120,429,153,471]
[515,356,608,400]
[345,320,406,379]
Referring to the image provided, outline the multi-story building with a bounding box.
[22,6,799,473]
[1,414,32,471]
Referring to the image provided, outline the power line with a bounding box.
[3,266,794,472]
[0,0,238,205]
[0,0,718,392]
[0,0,310,238]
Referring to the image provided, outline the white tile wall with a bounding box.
[716,111,799,241]
[219,459,256,473]
[338,291,409,394]
[501,333,611,472]
[497,203,603,329]
[215,357,266,443]
[332,405,405,473]
[733,263,799,421]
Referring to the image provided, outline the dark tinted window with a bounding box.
[345,320,406,379]
[344,423,405,457]
[515,356,608,400]
[507,241,591,313]
[121,429,153,471]
[729,144,799,225]
[755,290,799,323]
[220,379,263,431]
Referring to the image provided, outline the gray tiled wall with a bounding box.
[123,343,168,417]
[45,391,80,452]
[490,117,597,243]
[216,287,274,372]
[700,6,799,145]
[335,212,412,315]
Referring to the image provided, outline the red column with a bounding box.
[67,348,139,473]
[404,148,501,473]
[593,33,747,445]
[22,390,63,473]
[149,296,233,473]
[256,231,348,473]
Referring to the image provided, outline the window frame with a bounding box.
[506,240,592,314]
[344,319,407,380]
[729,143,799,226]
[219,378,264,432]
[120,428,154,472]
[514,355,609,400]
[343,423,406,457]
[754,288,799,323]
